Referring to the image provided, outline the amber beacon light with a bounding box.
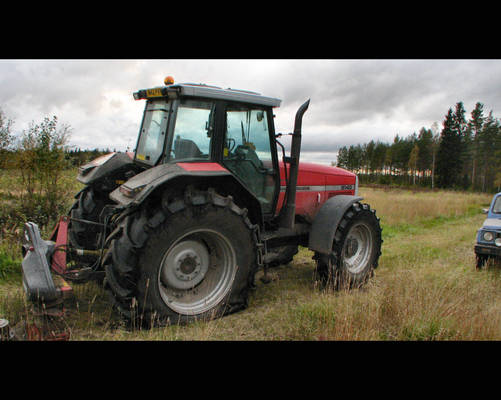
[164,76,175,85]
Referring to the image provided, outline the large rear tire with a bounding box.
[103,188,259,326]
[315,202,382,290]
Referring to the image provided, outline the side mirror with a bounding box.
[482,208,489,214]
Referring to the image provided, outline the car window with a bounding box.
[492,196,501,213]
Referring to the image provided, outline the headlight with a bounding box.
[483,232,494,241]
[495,238,501,247]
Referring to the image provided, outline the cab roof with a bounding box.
[133,82,282,108]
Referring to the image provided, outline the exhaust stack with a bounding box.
[279,99,310,230]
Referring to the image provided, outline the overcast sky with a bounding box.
[2,59,501,165]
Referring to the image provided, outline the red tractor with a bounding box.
[21,77,382,326]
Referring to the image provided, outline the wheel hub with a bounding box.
[161,240,210,290]
[345,238,359,258]
[179,254,198,275]
[176,252,201,280]
[158,228,238,316]
[342,222,373,274]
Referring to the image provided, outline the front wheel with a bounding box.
[476,254,488,270]
[315,202,382,290]
[68,186,112,264]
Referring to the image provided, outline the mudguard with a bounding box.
[77,152,135,186]
[308,194,363,255]
[109,162,264,227]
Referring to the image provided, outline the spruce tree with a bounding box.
[336,146,349,168]
[437,108,463,188]
[417,127,433,178]
[453,102,467,186]
[468,102,484,189]
[478,111,500,191]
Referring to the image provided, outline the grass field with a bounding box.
[0,168,499,340]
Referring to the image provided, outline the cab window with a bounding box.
[170,99,215,162]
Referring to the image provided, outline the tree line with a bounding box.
[2,103,501,194]
[336,102,501,193]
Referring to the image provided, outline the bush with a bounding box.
[15,116,72,228]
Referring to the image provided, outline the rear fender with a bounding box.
[109,163,264,228]
[308,195,363,255]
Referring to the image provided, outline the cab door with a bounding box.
[221,103,279,215]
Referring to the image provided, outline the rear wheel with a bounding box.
[103,188,259,326]
[315,202,382,290]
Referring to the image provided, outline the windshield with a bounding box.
[492,196,501,214]
[135,99,169,165]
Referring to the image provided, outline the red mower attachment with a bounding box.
[21,216,74,307]
[17,216,79,340]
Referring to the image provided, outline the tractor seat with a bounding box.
[173,136,204,160]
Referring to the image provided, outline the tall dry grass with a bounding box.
[1,184,499,340]
[360,187,492,226]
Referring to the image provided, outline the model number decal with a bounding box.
[280,185,354,192]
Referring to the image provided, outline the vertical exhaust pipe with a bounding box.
[279,99,310,230]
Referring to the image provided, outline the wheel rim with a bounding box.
[342,222,373,274]
[157,229,237,315]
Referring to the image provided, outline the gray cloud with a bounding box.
[2,59,501,164]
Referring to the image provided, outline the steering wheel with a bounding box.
[227,138,236,153]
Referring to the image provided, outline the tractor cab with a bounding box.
[129,77,283,215]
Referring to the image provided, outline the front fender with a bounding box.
[308,195,363,255]
[77,152,136,186]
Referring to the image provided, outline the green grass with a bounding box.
[0,252,21,280]
[0,176,500,340]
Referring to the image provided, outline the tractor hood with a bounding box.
[280,162,358,192]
